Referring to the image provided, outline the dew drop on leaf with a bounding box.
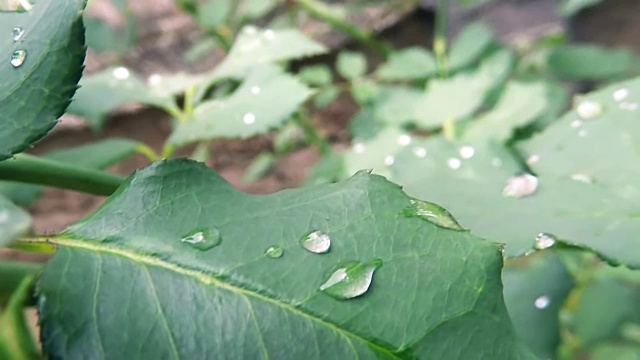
[264,29,276,40]
[147,74,162,86]
[265,245,284,258]
[300,230,331,253]
[397,134,412,146]
[112,67,130,80]
[384,155,395,166]
[243,112,256,125]
[353,142,366,154]
[403,199,464,231]
[413,147,427,158]
[491,158,503,167]
[319,259,382,300]
[503,174,538,198]
[571,173,592,183]
[250,86,261,95]
[180,228,222,251]
[570,119,583,128]
[459,145,475,159]
[534,233,557,250]
[620,102,639,111]
[12,27,24,41]
[578,129,588,137]
[10,50,26,68]
[243,26,258,36]
[613,88,629,102]
[447,157,461,170]
[526,154,540,165]
[534,295,550,309]
[0,210,8,224]
[575,100,602,120]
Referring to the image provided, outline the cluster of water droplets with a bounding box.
[612,87,639,111]
[9,27,27,68]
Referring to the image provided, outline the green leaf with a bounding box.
[0,276,40,360]
[0,0,87,160]
[313,86,340,108]
[414,49,513,128]
[590,343,640,360]
[374,86,423,127]
[0,182,41,207]
[548,45,635,80]
[45,138,142,169]
[336,51,367,80]
[211,26,327,80]
[376,47,438,81]
[239,0,278,19]
[0,194,31,247]
[298,65,333,87]
[350,79,381,105]
[463,81,550,142]
[67,67,174,130]
[85,16,136,54]
[38,159,534,359]
[197,0,232,29]
[170,65,312,146]
[242,152,275,183]
[449,22,494,71]
[503,253,575,359]
[559,0,603,17]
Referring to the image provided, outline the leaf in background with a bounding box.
[449,22,494,72]
[559,0,603,17]
[211,26,327,80]
[414,49,513,128]
[349,106,385,140]
[0,276,39,360]
[38,159,534,359]
[336,51,367,80]
[242,152,275,183]
[0,182,41,207]
[374,86,423,127]
[298,65,333,87]
[84,16,137,54]
[503,253,575,359]
[548,45,635,80]
[197,0,232,29]
[0,0,87,160]
[463,81,549,141]
[170,65,312,146]
[376,47,437,81]
[350,79,381,105]
[239,0,279,19]
[0,193,31,247]
[313,86,340,108]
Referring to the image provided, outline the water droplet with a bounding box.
[147,74,162,86]
[112,67,130,80]
[459,145,475,159]
[571,173,592,183]
[300,230,331,253]
[413,147,427,158]
[353,142,366,154]
[250,86,261,95]
[384,155,395,166]
[319,260,382,300]
[570,119,583,128]
[620,102,639,111]
[403,199,464,231]
[535,233,557,250]
[578,129,588,137]
[613,88,629,102]
[264,29,276,40]
[0,210,8,224]
[447,158,461,170]
[243,112,256,125]
[244,26,258,35]
[397,134,412,146]
[180,228,222,251]
[503,174,538,198]
[10,50,26,67]
[491,158,503,167]
[12,27,24,41]
[265,245,283,258]
[575,100,602,120]
[527,154,540,165]
[534,295,550,309]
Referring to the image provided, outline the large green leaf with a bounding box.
[336,51,367,80]
[547,45,635,81]
[0,193,31,247]
[38,159,534,359]
[0,0,87,160]
[169,65,312,146]
[0,275,40,360]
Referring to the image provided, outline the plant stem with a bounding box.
[295,0,391,56]
[135,144,160,162]
[0,155,124,196]
[0,260,42,304]
[293,112,331,156]
[434,0,450,77]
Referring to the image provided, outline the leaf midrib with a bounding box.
[49,237,401,359]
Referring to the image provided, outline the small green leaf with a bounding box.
[449,22,494,71]
[0,275,40,360]
[38,159,534,358]
[336,51,367,80]
[0,194,31,247]
[0,182,41,207]
[197,0,232,29]
[242,152,275,183]
[374,86,423,126]
[45,138,142,169]
[239,0,278,19]
[298,65,333,86]
[350,79,380,105]
[313,86,340,108]
[0,0,87,160]
[212,26,327,79]
[548,45,635,80]
[85,16,136,54]
[376,47,437,81]
[170,65,312,146]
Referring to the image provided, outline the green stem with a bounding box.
[0,155,124,196]
[434,0,450,77]
[0,260,42,304]
[296,0,391,56]
[135,144,160,162]
[207,26,233,52]
[293,112,331,156]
